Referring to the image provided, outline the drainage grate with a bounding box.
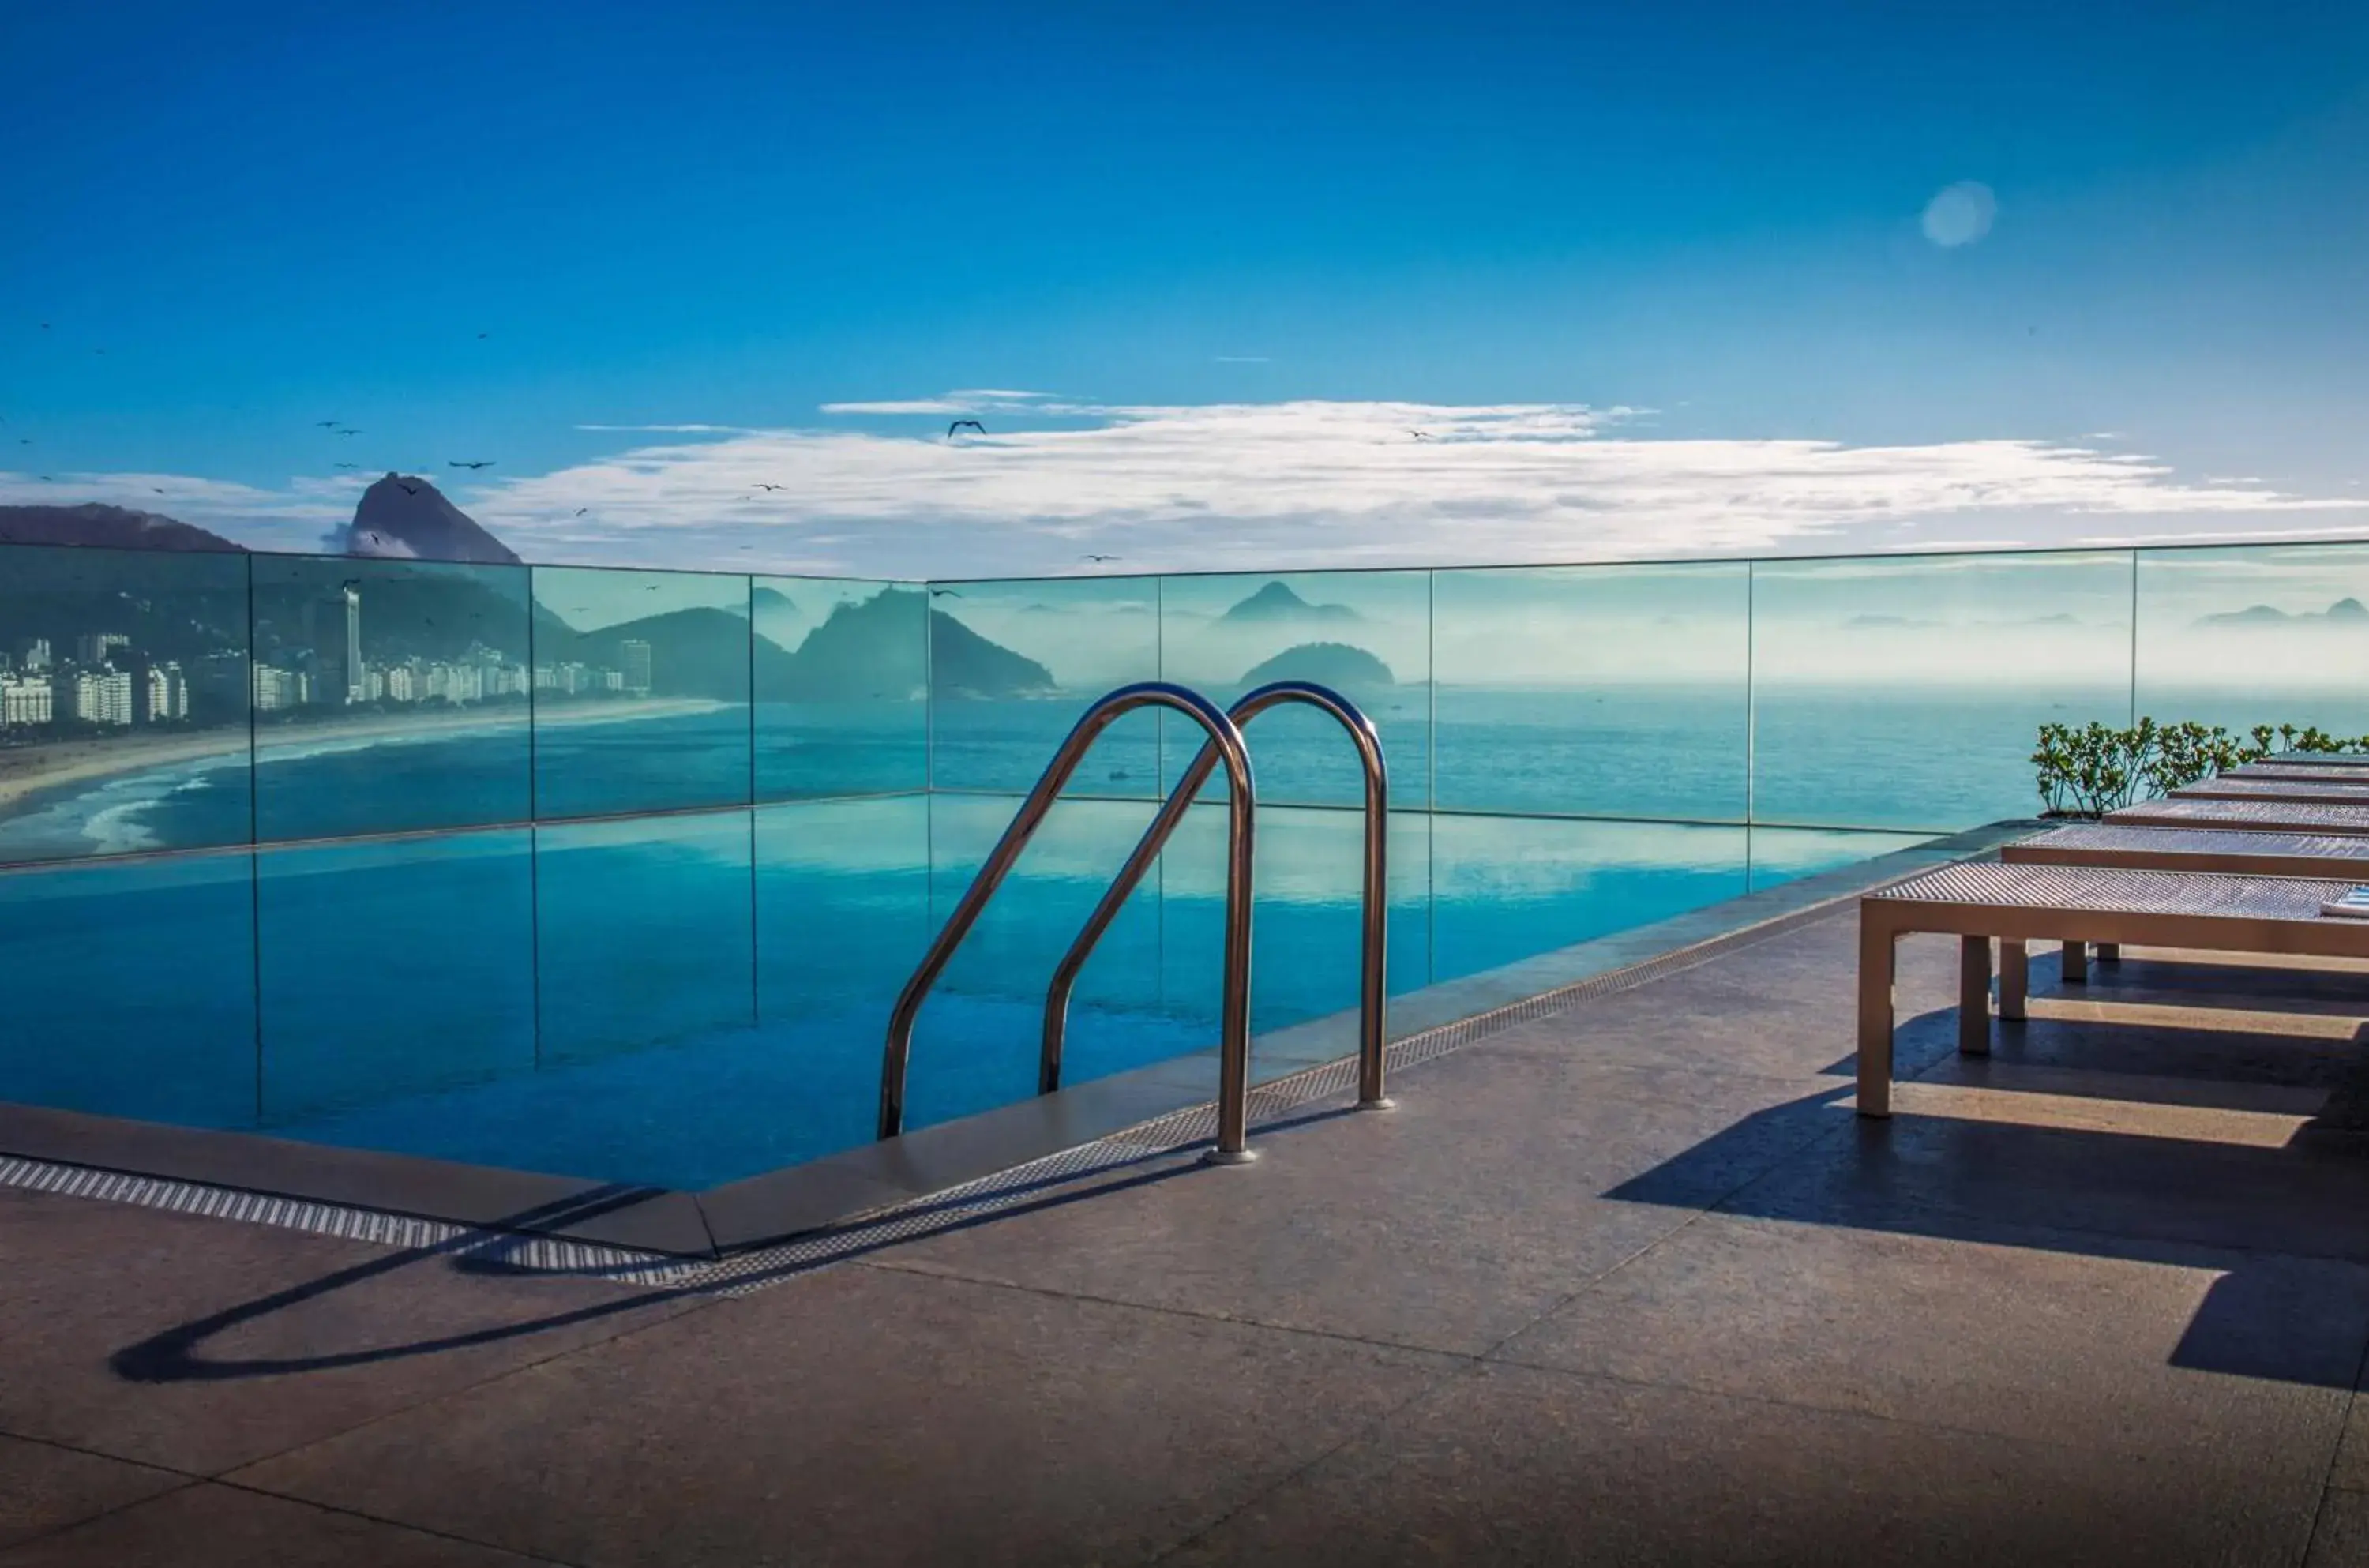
[0,880,1862,1299]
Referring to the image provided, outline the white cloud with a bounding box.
[6,396,2361,577]
[573,422,746,433]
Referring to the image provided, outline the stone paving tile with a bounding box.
[0,1484,566,1567]
[1162,1361,2317,1567]
[230,1264,1459,1568]
[873,1050,1857,1355]
[0,1434,188,1554]
[1493,1211,2366,1476]
[2307,1487,2369,1568]
[0,1185,705,1476]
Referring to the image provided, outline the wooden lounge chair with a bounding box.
[2228,763,2369,782]
[1856,861,2369,1117]
[2172,776,2369,805]
[2251,752,2369,770]
[2002,823,2369,980]
[2109,797,2369,836]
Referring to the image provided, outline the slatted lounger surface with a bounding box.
[2226,764,2369,784]
[1856,861,2369,1117]
[2004,823,2369,877]
[2109,797,2369,837]
[2251,752,2369,770]
[2172,776,2369,804]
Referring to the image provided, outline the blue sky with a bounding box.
[2,1,2363,573]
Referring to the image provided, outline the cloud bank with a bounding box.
[2,396,2358,576]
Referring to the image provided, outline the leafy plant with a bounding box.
[2032,718,2369,817]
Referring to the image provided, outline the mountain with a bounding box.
[2196,598,2369,628]
[751,585,801,618]
[537,605,794,701]
[1240,641,1395,688]
[1215,580,1362,628]
[762,590,1050,700]
[929,604,1056,696]
[0,503,244,553]
[331,475,522,565]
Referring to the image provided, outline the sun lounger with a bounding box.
[2172,775,2369,804]
[2250,752,2369,770]
[2109,798,2369,836]
[2001,823,2369,980]
[2227,764,2369,783]
[1857,861,2369,1117]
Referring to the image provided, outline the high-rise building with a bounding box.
[342,583,366,704]
[384,665,416,703]
[76,633,130,666]
[145,662,189,723]
[59,669,134,726]
[620,640,653,695]
[17,639,51,673]
[0,675,53,726]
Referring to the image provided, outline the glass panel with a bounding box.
[753,796,933,1160]
[1429,815,1748,984]
[1433,562,1748,821]
[1158,570,1432,808]
[0,543,251,865]
[2134,544,2369,742]
[254,829,535,1123]
[1158,802,1432,1073]
[250,557,531,840]
[530,566,752,819]
[1750,551,2134,831]
[533,810,756,1065]
[925,576,1161,798]
[1746,825,1935,894]
[0,850,257,1127]
[753,577,926,801]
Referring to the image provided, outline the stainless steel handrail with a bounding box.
[877,681,1261,1157]
[1040,681,1391,1113]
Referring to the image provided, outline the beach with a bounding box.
[0,696,730,820]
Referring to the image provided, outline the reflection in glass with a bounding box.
[1434,563,1748,821]
[256,830,535,1121]
[250,557,532,839]
[1750,552,2134,831]
[753,577,926,801]
[534,809,755,1065]
[0,849,257,1127]
[925,576,1160,798]
[1745,825,1935,893]
[2135,545,2369,740]
[530,566,752,819]
[1158,571,1431,808]
[0,544,251,864]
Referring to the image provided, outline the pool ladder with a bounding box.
[877,679,1391,1162]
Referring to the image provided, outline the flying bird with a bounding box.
[396,482,420,496]
[151,487,165,494]
[334,462,359,470]
[449,460,495,470]
[574,508,588,516]
[946,419,986,438]
[929,587,962,598]
[314,421,341,429]
[1081,553,1120,562]
[1407,430,1431,440]
[334,428,361,436]
[753,482,787,491]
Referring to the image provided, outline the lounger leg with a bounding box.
[2061,940,2088,985]
[1857,913,1897,1118]
[1999,938,2028,1022]
[1958,935,1992,1056]
[2097,943,2120,965]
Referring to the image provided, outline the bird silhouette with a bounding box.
[449,460,495,470]
[476,331,490,339]
[753,482,787,491]
[1407,430,1431,440]
[1081,553,1120,562]
[151,487,165,495]
[929,587,962,598]
[314,421,341,429]
[947,419,986,438]
[334,463,359,470]
[574,508,588,516]
[334,429,361,437]
[396,482,420,497]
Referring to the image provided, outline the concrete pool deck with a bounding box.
[6,894,2369,1561]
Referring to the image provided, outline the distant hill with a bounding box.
[332,475,522,565]
[537,605,795,701]
[2197,598,2369,628]
[761,590,1050,700]
[1240,641,1395,688]
[253,563,534,666]
[751,585,801,618]
[0,502,245,553]
[929,603,1056,696]
[1216,580,1362,628]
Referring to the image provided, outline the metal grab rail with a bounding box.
[1042,681,1391,1114]
[877,681,1260,1155]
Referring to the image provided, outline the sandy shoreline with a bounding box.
[0,697,729,817]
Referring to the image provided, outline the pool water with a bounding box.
[0,794,1924,1189]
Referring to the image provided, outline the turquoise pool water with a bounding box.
[0,794,1922,1189]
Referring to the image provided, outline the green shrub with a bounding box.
[2032,720,2369,816]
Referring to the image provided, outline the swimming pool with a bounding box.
[0,794,1923,1189]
